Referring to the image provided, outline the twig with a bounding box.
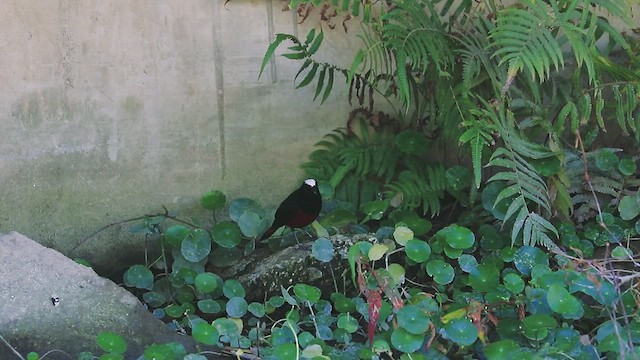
[0,334,25,360]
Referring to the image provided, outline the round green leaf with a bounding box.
[368,243,389,261]
[181,229,212,262]
[195,272,219,293]
[312,237,334,262]
[513,246,548,276]
[469,264,499,292]
[212,221,242,248]
[482,181,513,220]
[397,305,430,335]
[209,246,241,268]
[293,284,321,304]
[595,149,618,171]
[229,198,263,222]
[226,297,248,318]
[164,225,190,247]
[521,314,557,331]
[143,291,166,307]
[394,226,414,246]
[426,260,455,285]
[197,299,222,314]
[248,302,266,317]
[619,195,640,220]
[390,327,424,353]
[388,263,406,285]
[483,339,521,360]
[26,353,39,360]
[192,322,219,345]
[438,225,475,249]
[223,279,246,299]
[144,343,184,360]
[403,217,432,237]
[96,332,127,354]
[213,318,242,338]
[337,313,359,333]
[200,190,226,211]
[272,343,297,360]
[458,254,478,273]
[405,239,431,263]
[396,129,430,155]
[547,283,584,318]
[123,265,154,290]
[361,200,389,220]
[530,156,561,176]
[503,273,525,294]
[165,304,185,318]
[238,210,265,237]
[441,318,478,346]
[619,158,636,176]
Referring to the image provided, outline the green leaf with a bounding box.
[223,279,246,299]
[226,297,248,318]
[337,313,359,333]
[595,149,618,171]
[390,327,423,353]
[361,200,389,221]
[228,198,264,223]
[321,67,334,104]
[368,243,389,261]
[396,129,429,155]
[513,246,548,276]
[441,318,478,346]
[198,299,222,314]
[259,34,290,79]
[211,221,242,248]
[164,225,190,247]
[619,158,636,176]
[272,343,297,360]
[405,239,431,263]
[181,229,212,262]
[393,226,414,246]
[397,305,430,335]
[426,260,455,285]
[200,190,226,211]
[438,225,476,249]
[469,264,499,292]
[238,210,265,238]
[248,302,266,317]
[192,322,219,345]
[308,29,324,55]
[503,273,525,294]
[293,284,322,304]
[296,63,319,89]
[312,237,334,262]
[618,195,640,220]
[123,265,154,290]
[96,332,127,354]
[446,166,472,191]
[547,284,584,319]
[195,272,219,293]
[483,339,521,360]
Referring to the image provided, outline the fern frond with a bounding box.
[384,165,448,216]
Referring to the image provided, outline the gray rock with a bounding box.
[0,231,221,359]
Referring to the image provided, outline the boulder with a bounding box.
[0,232,223,359]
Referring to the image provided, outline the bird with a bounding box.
[259,178,322,242]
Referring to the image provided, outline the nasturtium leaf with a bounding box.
[426,260,455,285]
[611,245,632,259]
[123,265,154,290]
[595,149,618,171]
[521,314,557,331]
[165,304,185,318]
[403,217,432,236]
[570,274,616,305]
[443,244,463,259]
[211,221,242,248]
[368,243,389,261]
[331,293,356,313]
[164,224,190,247]
[226,297,248,318]
[396,129,430,154]
[446,165,472,191]
[312,237,334,262]
[184,355,207,360]
[192,322,219,345]
[503,273,525,294]
[547,284,584,319]
[529,156,561,176]
[272,343,298,360]
[458,254,478,273]
[301,344,323,359]
[293,284,322,304]
[223,279,246,299]
[441,318,478,346]
[483,339,521,360]
[393,226,414,246]
[482,181,512,220]
[238,210,265,237]
[619,195,640,220]
[319,209,357,228]
[248,302,265,317]
[513,246,548,276]
[438,225,475,249]
[198,299,222,314]
[397,305,430,335]
[195,272,219,293]
[209,246,241,268]
[213,317,242,338]
[619,158,636,176]
[96,332,127,354]
[361,200,389,220]
[469,264,499,292]
[390,327,424,353]
[143,291,166,308]
[228,198,263,222]
[387,263,406,285]
[181,229,211,262]
[200,190,226,211]
[337,313,359,333]
[404,239,431,263]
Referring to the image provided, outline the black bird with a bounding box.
[259,178,322,241]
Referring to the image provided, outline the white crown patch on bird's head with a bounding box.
[304,178,317,187]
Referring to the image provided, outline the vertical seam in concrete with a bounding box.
[212,4,226,179]
[291,3,299,38]
[266,0,277,83]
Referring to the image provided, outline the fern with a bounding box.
[384,165,448,216]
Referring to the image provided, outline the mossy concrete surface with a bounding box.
[0,1,360,272]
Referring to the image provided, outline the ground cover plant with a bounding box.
[23,0,640,359]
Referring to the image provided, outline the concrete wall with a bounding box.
[0,0,359,268]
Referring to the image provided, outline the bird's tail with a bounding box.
[259,226,277,241]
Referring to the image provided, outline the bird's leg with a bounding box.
[293,230,301,244]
